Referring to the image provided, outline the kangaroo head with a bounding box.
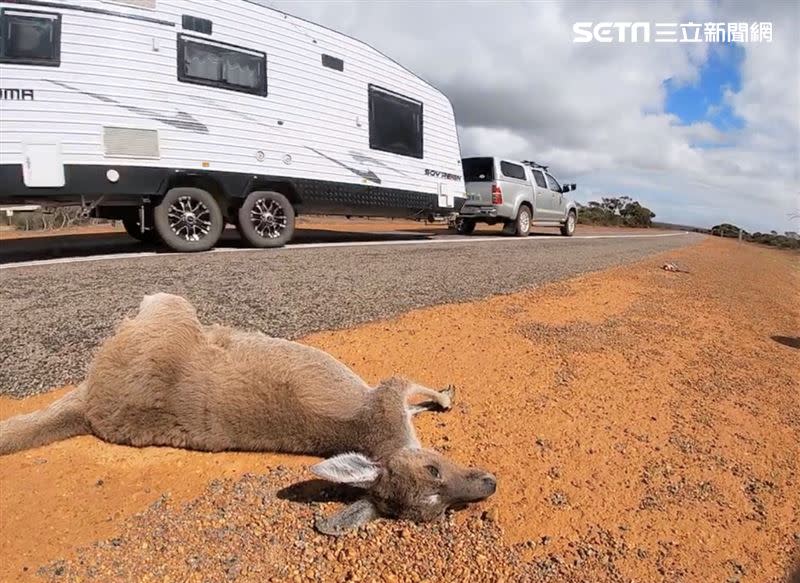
[310,449,496,535]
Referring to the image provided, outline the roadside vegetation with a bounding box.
[710,223,800,250]
[576,196,656,228]
[573,197,799,251]
[0,206,93,231]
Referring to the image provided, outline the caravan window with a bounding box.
[178,35,266,96]
[0,9,61,66]
[368,86,423,159]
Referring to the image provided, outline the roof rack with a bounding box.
[520,160,549,171]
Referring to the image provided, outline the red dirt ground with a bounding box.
[1,237,797,582]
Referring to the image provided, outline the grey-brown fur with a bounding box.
[0,293,496,533]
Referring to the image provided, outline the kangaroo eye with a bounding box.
[426,465,441,479]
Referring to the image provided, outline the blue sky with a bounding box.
[664,43,745,132]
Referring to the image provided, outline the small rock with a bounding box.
[481,507,499,522]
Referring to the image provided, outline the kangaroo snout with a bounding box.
[450,469,497,504]
[477,471,498,497]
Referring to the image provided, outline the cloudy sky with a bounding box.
[270,0,799,232]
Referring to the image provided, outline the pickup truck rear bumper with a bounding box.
[459,205,498,218]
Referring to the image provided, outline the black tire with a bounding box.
[513,205,532,237]
[236,190,296,248]
[455,218,476,235]
[561,210,576,237]
[153,187,224,252]
[122,214,159,244]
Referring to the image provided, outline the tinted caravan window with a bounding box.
[178,35,266,96]
[0,9,61,66]
[462,157,495,182]
[368,85,423,158]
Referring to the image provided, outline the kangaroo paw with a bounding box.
[437,384,456,410]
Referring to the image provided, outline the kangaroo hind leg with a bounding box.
[0,385,90,455]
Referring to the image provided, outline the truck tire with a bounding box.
[513,205,531,237]
[153,187,224,252]
[236,190,295,248]
[122,214,158,244]
[561,210,576,237]
[455,218,476,235]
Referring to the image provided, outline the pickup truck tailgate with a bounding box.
[465,182,494,205]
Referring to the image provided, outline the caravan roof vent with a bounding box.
[182,15,212,35]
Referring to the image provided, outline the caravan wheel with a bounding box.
[236,191,295,248]
[154,187,224,252]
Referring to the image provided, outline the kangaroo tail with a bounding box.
[0,384,90,455]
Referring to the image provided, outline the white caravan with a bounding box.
[0,0,465,251]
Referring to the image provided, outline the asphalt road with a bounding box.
[0,231,703,396]
[0,227,433,264]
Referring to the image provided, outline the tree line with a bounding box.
[710,223,800,250]
[576,196,656,228]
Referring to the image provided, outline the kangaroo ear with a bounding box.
[310,452,381,488]
[315,498,378,536]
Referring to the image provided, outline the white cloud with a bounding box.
[268,0,799,232]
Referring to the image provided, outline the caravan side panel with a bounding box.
[0,0,466,216]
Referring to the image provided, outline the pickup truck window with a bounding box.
[546,173,562,192]
[532,169,547,188]
[462,157,495,182]
[500,161,526,181]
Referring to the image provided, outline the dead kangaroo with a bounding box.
[0,293,496,535]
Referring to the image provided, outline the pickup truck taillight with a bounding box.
[491,184,503,205]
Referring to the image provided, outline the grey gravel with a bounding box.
[0,233,701,396]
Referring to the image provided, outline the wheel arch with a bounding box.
[512,195,534,220]
[162,173,230,220]
[244,180,302,213]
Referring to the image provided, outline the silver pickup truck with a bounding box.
[456,157,577,237]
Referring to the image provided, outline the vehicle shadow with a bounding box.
[462,228,564,238]
[771,336,800,349]
[277,479,362,505]
[0,228,432,264]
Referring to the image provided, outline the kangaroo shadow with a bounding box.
[771,336,800,349]
[277,479,362,505]
[790,560,800,583]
